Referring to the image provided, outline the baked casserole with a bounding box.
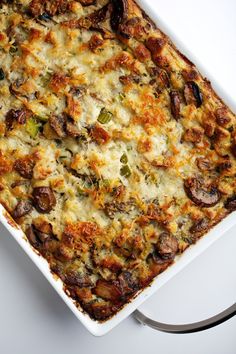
[0,0,235,321]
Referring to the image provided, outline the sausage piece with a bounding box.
[32,187,56,213]
[156,232,178,260]
[184,177,221,207]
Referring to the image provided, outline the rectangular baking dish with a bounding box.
[1,0,235,337]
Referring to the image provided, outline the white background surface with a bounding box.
[0,0,236,353]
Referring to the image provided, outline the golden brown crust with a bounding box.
[0,0,235,322]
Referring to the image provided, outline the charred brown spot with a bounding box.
[184,177,221,207]
[88,34,104,52]
[32,186,56,213]
[182,69,198,81]
[183,127,204,144]
[14,156,35,179]
[11,200,33,219]
[133,43,150,62]
[119,74,140,85]
[120,17,148,40]
[215,108,231,127]
[156,232,178,260]
[184,81,203,107]
[217,158,232,173]
[89,124,110,145]
[202,114,216,137]
[169,90,181,120]
[145,36,166,55]
[85,302,115,321]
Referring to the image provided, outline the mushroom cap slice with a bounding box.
[184,177,221,207]
[110,0,129,31]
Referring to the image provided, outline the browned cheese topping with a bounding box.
[0,0,235,321]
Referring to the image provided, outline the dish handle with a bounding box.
[134,303,236,333]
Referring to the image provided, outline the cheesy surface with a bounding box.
[0,0,236,321]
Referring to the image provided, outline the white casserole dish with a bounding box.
[1,0,235,337]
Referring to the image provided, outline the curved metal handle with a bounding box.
[134,302,236,334]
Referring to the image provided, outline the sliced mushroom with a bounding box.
[12,200,33,219]
[184,81,203,107]
[189,218,209,234]
[110,0,128,32]
[26,225,41,247]
[65,119,81,137]
[169,90,181,120]
[118,271,138,296]
[49,114,66,138]
[224,195,236,211]
[64,270,93,287]
[14,157,35,179]
[32,186,56,213]
[184,177,221,207]
[156,232,178,260]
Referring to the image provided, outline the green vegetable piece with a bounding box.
[118,93,125,101]
[120,165,131,178]
[102,179,110,187]
[0,68,4,80]
[120,153,128,164]
[97,108,113,124]
[35,115,48,122]
[26,117,40,138]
